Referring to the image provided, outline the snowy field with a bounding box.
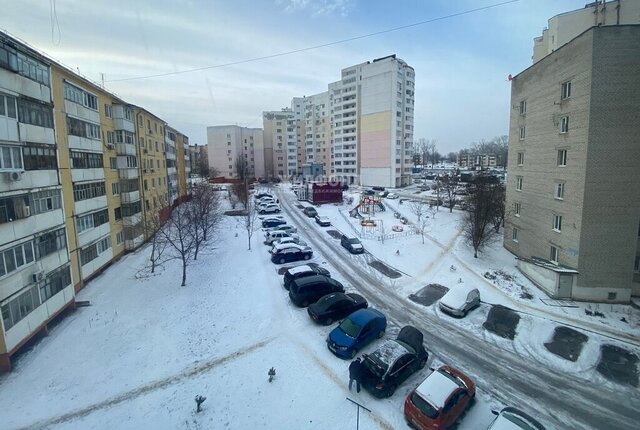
[0,185,638,429]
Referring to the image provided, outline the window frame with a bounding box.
[557,150,567,167]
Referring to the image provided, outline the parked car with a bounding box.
[270,242,309,256]
[326,308,386,359]
[265,230,296,245]
[307,292,368,325]
[271,236,307,249]
[261,218,287,228]
[254,192,274,200]
[340,234,364,254]
[372,186,385,192]
[270,244,313,265]
[257,196,278,204]
[264,224,297,235]
[258,203,281,214]
[288,274,344,307]
[359,326,428,398]
[438,285,480,318]
[363,189,376,196]
[302,206,318,217]
[404,365,476,430]
[386,192,399,199]
[282,263,330,290]
[486,407,546,430]
[315,215,331,226]
[418,185,430,191]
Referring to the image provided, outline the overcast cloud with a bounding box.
[0,0,588,153]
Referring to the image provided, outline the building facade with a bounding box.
[329,55,414,187]
[262,111,296,179]
[532,0,640,63]
[207,125,264,179]
[300,92,330,177]
[504,25,640,302]
[0,31,191,370]
[457,153,497,169]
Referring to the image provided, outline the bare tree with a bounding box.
[463,173,502,258]
[430,176,442,212]
[158,203,196,286]
[409,200,429,244]
[441,174,460,213]
[243,197,260,250]
[446,152,457,163]
[491,183,506,233]
[189,183,221,260]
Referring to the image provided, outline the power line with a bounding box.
[106,0,520,83]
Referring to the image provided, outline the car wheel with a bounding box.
[279,258,286,264]
[386,383,397,398]
[350,349,357,359]
[377,329,385,339]
[302,300,309,307]
[325,318,333,325]
[303,254,311,260]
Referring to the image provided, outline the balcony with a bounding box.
[81,245,113,279]
[77,222,111,248]
[167,166,177,175]
[0,68,51,104]
[0,208,64,246]
[116,142,137,156]
[18,123,55,145]
[68,135,102,152]
[1,170,59,194]
[123,212,142,226]
[0,117,19,142]
[118,167,138,179]
[71,168,104,183]
[64,100,100,123]
[74,195,107,215]
[120,190,140,203]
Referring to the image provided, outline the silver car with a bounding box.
[438,285,480,317]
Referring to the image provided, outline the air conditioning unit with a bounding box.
[32,270,45,283]
[7,171,23,181]
[107,143,115,149]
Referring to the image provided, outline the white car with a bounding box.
[272,236,307,247]
[487,407,546,430]
[270,242,310,255]
[315,216,331,226]
[264,224,297,235]
[258,203,281,214]
[265,230,296,245]
[438,285,480,318]
[386,193,399,199]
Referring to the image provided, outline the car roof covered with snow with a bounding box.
[440,285,478,309]
[415,368,460,409]
[488,407,546,430]
[287,265,313,275]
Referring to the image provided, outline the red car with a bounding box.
[404,365,475,430]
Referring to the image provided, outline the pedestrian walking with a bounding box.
[349,358,363,393]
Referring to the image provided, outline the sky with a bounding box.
[0,0,589,153]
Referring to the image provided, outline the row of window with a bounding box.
[0,227,68,279]
[1,265,72,331]
[67,116,100,139]
[18,98,54,129]
[518,80,572,117]
[73,181,106,202]
[0,189,62,224]
[518,116,570,140]
[0,93,17,119]
[80,236,111,266]
[64,82,98,110]
[70,150,103,169]
[0,144,58,171]
[0,41,50,86]
[76,209,109,234]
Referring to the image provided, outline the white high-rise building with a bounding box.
[207,125,264,179]
[262,109,298,179]
[300,92,330,176]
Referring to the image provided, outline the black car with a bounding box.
[340,234,364,254]
[283,263,331,290]
[358,326,428,398]
[288,274,345,307]
[303,206,318,217]
[270,246,313,264]
[363,189,376,196]
[307,292,368,325]
[262,218,287,228]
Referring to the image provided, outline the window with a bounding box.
[516,176,523,191]
[116,231,124,245]
[107,131,114,145]
[121,201,141,217]
[23,145,57,170]
[512,228,519,242]
[0,42,50,86]
[73,181,106,201]
[66,117,101,140]
[561,81,572,100]
[63,82,97,110]
[17,98,54,128]
[1,285,40,331]
[560,116,569,133]
[0,241,35,278]
[114,207,122,221]
[39,265,71,302]
[557,150,567,167]
[0,145,23,170]
[514,202,521,217]
[519,100,527,115]
[112,183,120,195]
[555,183,565,200]
[0,194,30,223]
[70,151,103,169]
[553,215,562,232]
[519,127,525,141]
[115,130,134,144]
[109,157,117,170]
[0,93,17,118]
[36,228,66,259]
[517,152,524,166]
[104,104,113,118]
[30,189,61,215]
[550,246,559,264]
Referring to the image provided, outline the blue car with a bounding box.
[326,308,387,359]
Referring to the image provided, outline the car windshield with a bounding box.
[410,392,439,419]
[502,412,539,430]
[338,318,361,338]
[347,238,360,244]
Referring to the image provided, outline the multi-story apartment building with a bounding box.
[189,143,208,178]
[0,31,191,370]
[0,35,74,371]
[262,111,297,179]
[330,55,415,188]
[457,153,497,170]
[504,24,640,302]
[176,131,191,196]
[532,0,640,63]
[207,125,264,179]
[300,92,330,177]
[165,126,180,206]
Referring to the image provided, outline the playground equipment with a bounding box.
[350,192,386,219]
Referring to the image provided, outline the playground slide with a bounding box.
[349,204,364,219]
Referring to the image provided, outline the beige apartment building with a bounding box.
[300,92,331,177]
[504,25,640,302]
[207,125,264,179]
[262,110,298,179]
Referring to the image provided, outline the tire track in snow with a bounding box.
[16,338,275,430]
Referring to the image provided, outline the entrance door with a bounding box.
[558,274,573,298]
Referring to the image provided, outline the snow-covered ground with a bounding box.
[1,185,638,429]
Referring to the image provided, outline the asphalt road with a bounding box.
[276,189,640,430]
